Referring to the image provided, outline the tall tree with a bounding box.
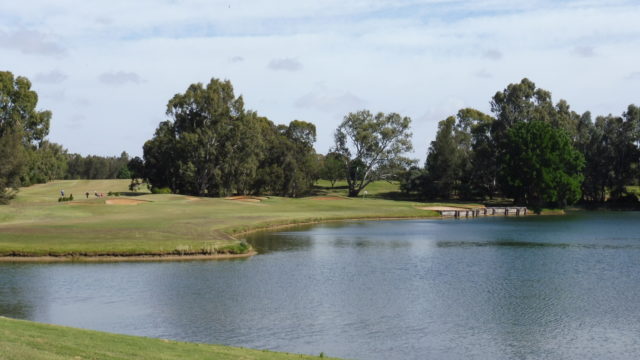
[490,78,554,140]
[464,109,498,199]
[333,110,412,197]
[422,108,495,200]
[0,71,51,145]
[0,71,53,201]
[144,78,319,197]
[424,116,459,199]
[23,141,68,185]
[0,130,25,203]
[320,152,346,188]
[499,121,584,212]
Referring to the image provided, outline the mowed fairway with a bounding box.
[0,317,338,360]
[0,179,439,257]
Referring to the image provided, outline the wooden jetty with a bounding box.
[438,207,528,217]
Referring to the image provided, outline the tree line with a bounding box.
[0,71,136,203]
[400,78,639,211]
[1,71,639,211]
[130,79,412,198]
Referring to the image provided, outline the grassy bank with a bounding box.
[0,179,443,258]
[0,317,338,360]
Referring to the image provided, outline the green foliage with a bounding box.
[0,71,51,144]
[22,141,68,185]
[319,152,345,187]
[150,186,172,194]
[490,78,554,139]
[117,165,131,179]
[408,78,640,209]
[0,71,62,201]
[333,110,413,197]
[58,194,74,202]
[499,121,584,212]
[405,109,495,200]
[65,151,130,180]
[424,116,460,198]
[0,130,25,203]
[144,78,319,197]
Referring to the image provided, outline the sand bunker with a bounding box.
[105,199,149,205]
[225,196,266,203]
[310,196,347,200]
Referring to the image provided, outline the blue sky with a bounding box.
[1,0,639,160]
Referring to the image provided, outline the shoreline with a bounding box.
[0,208,564,263]
[0,250,257,263]
[230,215,439,237]
[0,215,440,263]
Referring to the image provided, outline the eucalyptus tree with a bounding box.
[490,78,554,140]
[424,116,458,199]
[321,152,346,188]
[0,71,56,202]
[0,71,51,145]
[144,78,262,196]
[421,108,495,200]
[499,121,584,212]
[144,78,320,197]
[333,110,412,197]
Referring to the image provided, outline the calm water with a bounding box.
[2,212,640,359]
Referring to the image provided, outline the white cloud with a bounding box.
[626,72,640,80]
[0,30,65,55]
[572,46,596,58]
[98,71,142,85]
[482,49,503,61]
[34,70,68,83]
[474,69,493,79]
[295,86,366,114]
[268,58,302,71]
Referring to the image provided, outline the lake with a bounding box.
[2,211,640,359]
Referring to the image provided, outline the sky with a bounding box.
[2,0,639,161]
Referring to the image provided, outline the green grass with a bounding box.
[0,316,339,360]
[313,179,401,198]
[0,179,447,257]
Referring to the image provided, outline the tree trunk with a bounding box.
[348,188,361,197]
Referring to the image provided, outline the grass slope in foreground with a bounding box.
[0,317,338,360]
[0,179,445,258]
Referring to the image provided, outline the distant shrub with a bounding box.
[223,241,250,254]
[151,187,172,194]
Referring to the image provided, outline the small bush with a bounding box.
[151,187,172,194]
